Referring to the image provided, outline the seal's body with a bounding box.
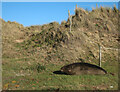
[61,62,107,75]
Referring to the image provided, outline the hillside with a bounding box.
[2,6,119,90]
[3,6,118,64]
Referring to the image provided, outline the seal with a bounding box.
[61,62,107,75]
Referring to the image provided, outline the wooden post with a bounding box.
[99,45,101,67]
[96,3,98,9]
[68,10,72,32]
[76,4,77,10]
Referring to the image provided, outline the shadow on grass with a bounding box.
[53,70,68,75]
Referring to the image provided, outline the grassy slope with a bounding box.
[2,7,119,90]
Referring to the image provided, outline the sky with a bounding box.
[2,2,119,27]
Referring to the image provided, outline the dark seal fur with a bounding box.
[61,62,107,75]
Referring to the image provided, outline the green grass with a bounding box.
[2,56,118,90]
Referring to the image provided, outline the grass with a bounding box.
[2,55,118,90]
